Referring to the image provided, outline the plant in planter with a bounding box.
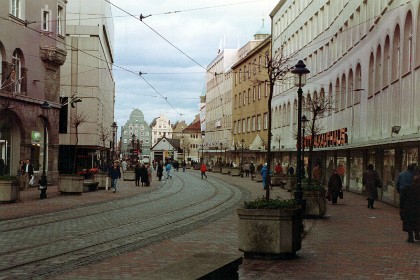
[0,175,19,202]
[301,178,327,218]
[237,197,303,259]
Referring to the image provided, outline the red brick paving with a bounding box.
[2,171,419,279]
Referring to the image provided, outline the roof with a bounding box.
[183,119,201,133]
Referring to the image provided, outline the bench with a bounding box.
[83,180,99,192]
[140,252,242,280]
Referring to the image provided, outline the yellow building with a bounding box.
[231,36,271,165]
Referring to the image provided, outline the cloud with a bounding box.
[111,0,277,125]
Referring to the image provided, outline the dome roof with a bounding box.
[130,109,144,119]
[254,19,270,36]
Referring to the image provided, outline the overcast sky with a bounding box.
[111,0,278,126]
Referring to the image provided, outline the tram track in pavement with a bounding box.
[0,171,246,280]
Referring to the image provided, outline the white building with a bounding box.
[151,114,173,145]
[59,0,115,172]
[270,0,420,206]
[205,49,237,157]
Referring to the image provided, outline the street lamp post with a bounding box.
[240,139,245,176]
[220,142,223,164]
[111,122,117,161]
[291,60,310,209]
[39,101,51,199]
[301,115,309,178]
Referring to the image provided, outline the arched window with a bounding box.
[341,74,346,109]
[355,63,362,104]
[347,69,353,107]
[383,36,391,86]
[328,83,333,115]
[392,24,401,80]
[375,45,382,92]
[368,52,375,98]
[12,49,23,93]
[402,11,413,73]
[335,78,341,111]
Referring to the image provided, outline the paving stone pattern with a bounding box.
[1,170,419,279]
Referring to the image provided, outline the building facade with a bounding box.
[182,116,203,163]
[0,0,67,183]
[205,49,236,163]
[59,0,115,173]
[120,109,152,162]
[270,0,420,205]
[150,114,173,145]
[232,36,271,166]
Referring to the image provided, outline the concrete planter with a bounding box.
[254,173,263,182]
[230,168,241,176]
[0,179,19,202]
[93,173,108,189]
[285,176,297,190]
[271,174,286,186]
[237,207,302,259]
[221,167,231,174]
[123,170,135,181]
[302,188,327,218]
[58,175,84,193]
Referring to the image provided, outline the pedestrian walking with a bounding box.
[312,161,322,182]
[400,174,420,243]
[147,164,152,186]
[396,163,415,193]
[22,158,34,190]
[200,163,208,179]
[166,162,172,179]
[140,164,148,186]
[121,159,127,173]
[261,163,271,190]
[362,164,382,209]
[182,160,186,172]
[244,162,250,177]
[134,163,141,186]
[274,163,282,174]
[327,169,342,204]
[157,161,163,181]
[249,162,255,180]
[18,159,25,191]
[108,162,121,193]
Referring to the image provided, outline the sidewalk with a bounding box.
[2,170,419,279]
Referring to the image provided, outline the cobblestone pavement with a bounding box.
[1,170,420,279]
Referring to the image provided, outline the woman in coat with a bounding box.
[327,169,342,204]
[157,162,163,181]
[134,163,141,186]
[362,164,382,209]
[400,175,420,243]
[139,164,148,186]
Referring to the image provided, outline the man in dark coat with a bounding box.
[362,164,382,209]
[400,175,420,243]
[139,164,148,186]
[108,162,121,193]
[327,169,342,204]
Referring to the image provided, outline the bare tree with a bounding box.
[70,112,87,173]
[303,93,335,185]
[98,123,110,169]
[256,44,296,201]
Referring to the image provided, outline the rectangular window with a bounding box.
[242,119,246,133]
[247,117,251,132]
[252,116,256,131]
[244,66,247,81]
[42,10,50,31]
[263,113,268,129]
[243,91,246,105]
[258,84,261,100]
[253,86,256,101]
[257,115,261,131]
[11,0,21,18]
[265,82,269,97]
[57,5,63,35]
[233,121,237,134]
[248,62,251,78]
[248,88,251,104]
[239,69,242,83]
[59,97,68,133]
[239,93,241,107]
